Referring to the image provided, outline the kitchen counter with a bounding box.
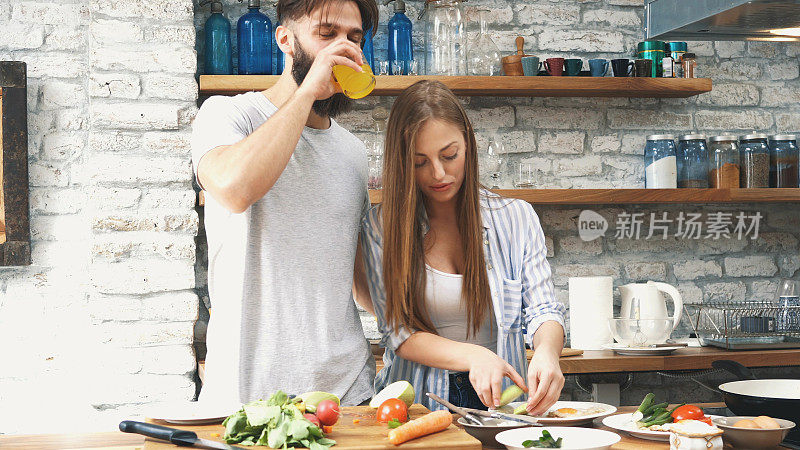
[6,403,777,450]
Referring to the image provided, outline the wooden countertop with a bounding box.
[0,404,737,450]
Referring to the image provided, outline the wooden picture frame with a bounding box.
[0,61,30,266]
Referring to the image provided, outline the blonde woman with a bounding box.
[360,80,566,414]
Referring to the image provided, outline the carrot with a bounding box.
[353,418,360,424]
[388,410,452,445]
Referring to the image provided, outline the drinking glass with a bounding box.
[516,161,535,188]
[391,60,404,75]
[478,136,504,188]
[777,279,800,332]
[407,59,419,75]
[332,51,375,99]
[378,61,389,75]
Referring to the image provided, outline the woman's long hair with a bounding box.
[381,80,492,339]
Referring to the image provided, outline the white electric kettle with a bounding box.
[618,281,683,331]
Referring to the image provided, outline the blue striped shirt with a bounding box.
[360,190,566,411]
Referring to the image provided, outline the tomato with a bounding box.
[671,405,705,422]
[304,413,321,427]
[315,400,340,426]
[698,416,713,426]
[376,398,408,424]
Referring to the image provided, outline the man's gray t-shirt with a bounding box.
[191,91,375,405]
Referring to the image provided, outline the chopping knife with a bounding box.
[426,393,541,426]
[119,420,242,449]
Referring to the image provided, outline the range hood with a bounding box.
[645,0,800,41]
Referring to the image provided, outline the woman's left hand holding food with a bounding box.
[525,321,565,415]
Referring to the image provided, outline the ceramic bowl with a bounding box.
[495,426,621,450]
[712,416,795,449]
[456,417,529,449]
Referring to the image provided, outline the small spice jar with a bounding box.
[768,134,799,188]
[645,134,677,188]
[709,135,740,189]
[739,133,770,188]
[677,134,709,188]
[682,53,697,78]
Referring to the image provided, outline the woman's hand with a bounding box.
[525,347,564,415]
[467,345,528,408]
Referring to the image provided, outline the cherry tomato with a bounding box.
[376,398,409,424]
[315,400,340,426]
[304,413,321,427]
[672,405,705,422]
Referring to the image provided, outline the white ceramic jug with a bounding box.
[618,281,683,331]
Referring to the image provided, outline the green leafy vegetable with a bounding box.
[223,390,336,448]
[387,418,402,429]
[521,430,562,448]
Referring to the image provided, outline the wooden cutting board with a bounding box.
[144,404,480,450]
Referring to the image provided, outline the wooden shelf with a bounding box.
[369,188,800,205]
[199,75,712,98]
[198,188,800,207]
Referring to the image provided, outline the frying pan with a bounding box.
[703,360,800,441]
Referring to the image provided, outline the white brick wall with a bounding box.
[0,0,198,434]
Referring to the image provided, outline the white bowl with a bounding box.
[495,426,621,450]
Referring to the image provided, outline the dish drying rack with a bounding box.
[683,300,800,350]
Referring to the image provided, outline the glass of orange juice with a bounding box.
[332,52,376,99]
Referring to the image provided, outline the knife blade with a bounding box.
[119,420,242,449]
[458,407,542,426]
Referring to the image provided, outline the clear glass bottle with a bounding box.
[421,0,467,75]
[478,134,505,188]
[708,135,740,189]
[738,133,770,188]
[644,134,677,188]
[467,9,502,76]
[768,134,799,188]
[677,134,708,188]
[367,107,389,189]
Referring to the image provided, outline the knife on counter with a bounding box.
[426,392,541,426]
[120,420,242,449]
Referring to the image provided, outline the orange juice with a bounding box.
[332,63,376,99]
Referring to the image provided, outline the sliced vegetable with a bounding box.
[631,392,655,422]
[513,403,529,415]
[499,385,525,407]
[387,410,452,445]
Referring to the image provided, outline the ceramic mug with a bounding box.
[544,57,565,76]
[521,56,541,76]
[611,58,634,77]
[634,59,653,77]
[564,58,582,76]
[589,58,609,77]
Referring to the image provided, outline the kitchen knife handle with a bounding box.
[119,420,198,446]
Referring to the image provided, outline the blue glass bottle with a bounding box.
[363,26,375,70]
[275,21,285,74]
[237,0,272,75]
[644,134,677,188]
[203,1,233,75]
[386,0,412,75]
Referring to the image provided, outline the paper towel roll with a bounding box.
[569,276,614,350]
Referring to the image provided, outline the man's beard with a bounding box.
[291,41,353,118]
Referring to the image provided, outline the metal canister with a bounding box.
[637,40,666,77]
[667,42,687,77]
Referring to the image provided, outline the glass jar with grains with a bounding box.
[739,133,770,188]
[709,135,740,189]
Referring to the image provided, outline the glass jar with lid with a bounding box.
[677,134,708,188]
[708,135,740,189]
[739,133,770,188]
[768,134,799,188]
[421,0,468,75]
[644,134,677,188]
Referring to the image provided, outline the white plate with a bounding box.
[496,426,621,450]
[602,343,685,356]
[602,412,723,441]
[146,401,240,425]
[494,401,617,426]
